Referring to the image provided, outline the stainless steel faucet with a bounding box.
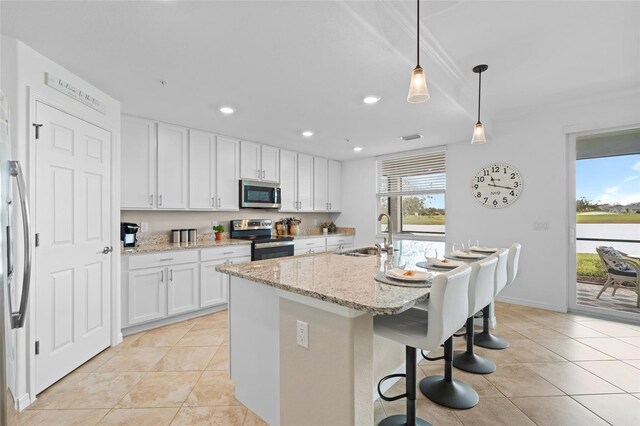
[377,213,394,255]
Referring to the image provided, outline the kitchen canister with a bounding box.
[171,229,181,243]
[189,229,197,243]
[180,229,189,243]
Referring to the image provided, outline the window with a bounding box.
[376,148,446,237]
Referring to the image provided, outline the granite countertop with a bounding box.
[285,232,354,240]
[216,249,432,315]
[122,238,251,255]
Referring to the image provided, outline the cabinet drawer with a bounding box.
[201,245,251,262]
[326,236,354,246]
[295,237,326,249]
[129,250,199,270]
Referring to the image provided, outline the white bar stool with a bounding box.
[474,244,521,349]
[374,265,473,426]
[453,255,498,374]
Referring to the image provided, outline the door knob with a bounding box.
[102,246,113,254]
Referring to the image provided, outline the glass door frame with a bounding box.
[566,125,640,323]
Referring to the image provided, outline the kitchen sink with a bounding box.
[335,247,379,257]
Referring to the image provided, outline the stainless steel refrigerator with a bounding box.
[1,91,32,426]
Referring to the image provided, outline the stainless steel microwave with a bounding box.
[240,180,281,209]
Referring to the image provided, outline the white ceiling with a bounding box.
[1,1,638,160]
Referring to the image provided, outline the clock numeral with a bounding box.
[483,197,488,204]
[483,169,490,176]
[493,199,498,206]
[510,190,515,196]
[513,182,519,188]
[477,176,485,183]
[503,197,508,203]
[492,166,500,173]
[476,192,481,198]
[503,167,507,174]
[473,184,478,189]
[510,173,516,179]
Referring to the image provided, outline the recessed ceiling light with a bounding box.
[302,131,314,137]
[353,146,363,152]
[363,96,381,104]
[219,106,235,114]
[400,133,423,141]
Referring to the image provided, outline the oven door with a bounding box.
[253,241,294,260]
[241,180,281,209]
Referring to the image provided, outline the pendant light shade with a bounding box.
[471,64,488,144]
[407,66,430,103]
[407,0,430,103]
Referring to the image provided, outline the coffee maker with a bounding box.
[120,222,139,247]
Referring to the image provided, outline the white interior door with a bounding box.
[35,102,112,393]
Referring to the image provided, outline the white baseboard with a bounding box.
[496,295,567,313]
[17,393,31,411]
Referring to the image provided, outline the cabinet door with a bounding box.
[240,141,261,180]
[328,160,342,212]
[200,259,228,308]
[261,145,280,182]
[121,116,156,209]
[216,137,240,210]
[279,150,297,212]
[189,130,216,209]
[128,267,166,325]
[168,263,199,316]
[297,153,314,212]
[157,123,188,209]
[313,157,328,211]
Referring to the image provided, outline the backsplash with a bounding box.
[121,210,337,236]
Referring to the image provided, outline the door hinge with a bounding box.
[32,123,43,139]
[35,340,40,355]
[35,233,40,247]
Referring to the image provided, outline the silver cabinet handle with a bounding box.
[159,258,174,261]
[161,270,164,282]
[158,194,163,206]
[329,202,332,210]
[169,269,173,282]
[7,161,32,329]
[102,246,113,254]
[262,169,265,179]
[149,194,154,206]
[217,198,221,208]
[257,169,260,178]
[211,197,215,207]
[223,251,235,255]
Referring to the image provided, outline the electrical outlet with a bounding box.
[296,320,308,349]
[313,219,318,226]
[533,221,549,231]
[140,222,149,232]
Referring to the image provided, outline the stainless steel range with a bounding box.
[230,219,295,261]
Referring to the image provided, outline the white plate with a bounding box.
[451,250,486,259]
[425,258,463,269]
[385,268,429,282]
[469,246,498,253]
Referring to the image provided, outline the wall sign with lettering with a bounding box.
[45,72,106,114]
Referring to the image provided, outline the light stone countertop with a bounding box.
[216,250,433,315]
[121,238,251,255]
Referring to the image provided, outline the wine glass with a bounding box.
[424,246,438,260]
[451,242,464,254]
[468,239,479,251]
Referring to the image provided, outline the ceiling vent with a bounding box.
[400,134,423,141]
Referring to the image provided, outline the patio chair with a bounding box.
[595,246,640,308]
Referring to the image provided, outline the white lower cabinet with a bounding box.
[294,237,327,256]
[122,245,251,330]
[167,263,199,316]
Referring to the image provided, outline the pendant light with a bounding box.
[407,0,430,103]
[471,64,488,144]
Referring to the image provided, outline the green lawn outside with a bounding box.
[402,215,446,225]
[576,213,640,224]
[577,253,607,279]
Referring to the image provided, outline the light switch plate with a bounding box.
[140,222,149,232]
[296,320,308,349]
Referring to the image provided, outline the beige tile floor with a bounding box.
[18,303,640,425]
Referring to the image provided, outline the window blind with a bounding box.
[376,150,446,196]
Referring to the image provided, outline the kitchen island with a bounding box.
[216,249,433,426]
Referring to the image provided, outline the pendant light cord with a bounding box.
[416,0,420,67]
[477,70,482,123]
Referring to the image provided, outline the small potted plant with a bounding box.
[286,217,302,235]
[275,221,284,236]
[328,221,337,234]
[320,222,331,235]
[212,225,225,241]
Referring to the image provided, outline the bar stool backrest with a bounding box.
[507,243,522,287]
[468,256,498,316]
[425,264,472,350]
[493,248,509,295]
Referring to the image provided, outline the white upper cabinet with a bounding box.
[189,130,216,209]
[279,150,298,212]
[297,154,314,212]
[313,157,328,211]
[313,157,341,212]
[240,141,280,182]
[157,123,188,209]
[240,140,261,180]
[216,136,240,210]
[328,160,342,212]
[121,116,156,209]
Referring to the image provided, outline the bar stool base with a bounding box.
[419,376,479,409]
[378,414,431,426]
[452,351,496,374]
[474,332,509,349]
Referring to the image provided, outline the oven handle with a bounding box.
[254,241,295,249]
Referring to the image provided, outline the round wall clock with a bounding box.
[472,163,523,208]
